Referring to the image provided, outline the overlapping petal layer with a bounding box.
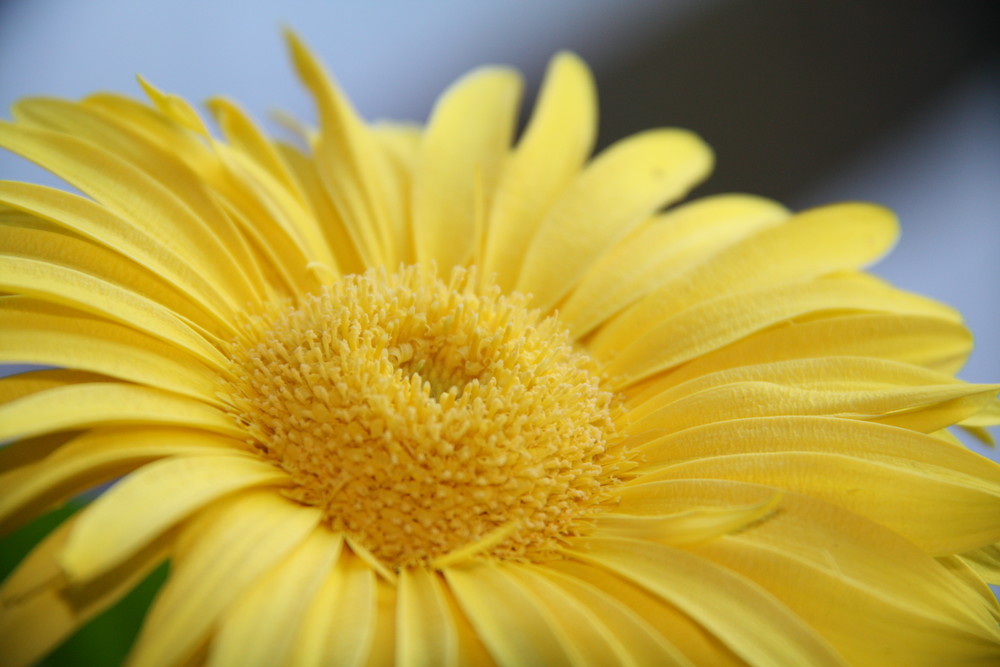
[1,33,998,666]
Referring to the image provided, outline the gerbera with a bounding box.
[1,31,999,665]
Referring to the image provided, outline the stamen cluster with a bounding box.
[224,266,626,568]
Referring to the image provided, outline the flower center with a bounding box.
[223,265,627,569]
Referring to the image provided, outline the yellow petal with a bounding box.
[482,51,596,291]
[289,550,378,667]
[516,128,713,311]
[445,562,574,666]
[136,76,211,137]
[634,416,1000,554]
[1,224,230,341]
[412,67,522,268]
[128,490,320,666]
[624,357,999,434]
[594,273,960,388]
[0,181,240,325]
[285,31,396,267]
[0,296,222,402]
[532,564,696,666]
[0,516,168,667]
[396,568,459,667]
[0,426,244,535]
[0,115,262,306]
[0,381,242,443]
[0,368,103,405]
[960,544,1000,585]
[638,313,973,392]
[0,255,228,369]
[631,479,1000,664]
[61,454,288,583]
[502,565,634,666]
[566,537,844,666]
[560,194,788,338]
[209,528,343,667]
[595,494,781,546]
[545,559,746,666]
[277,141,366,275]
[599,202,898,344]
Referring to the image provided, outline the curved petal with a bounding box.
[0,382,243,443]
[1,224,230,341]
[0,296,222,402]
[208,528,343,667]
[444,562,574,666]
[560,194,788,338]
[127,490,320,666]
[531,564,695,666]
[61,454,289,583]
[624,357,999,434]
[634,416,1000,554]
[483,51,596,291]
[0,426,244,535]
[396,568,459,667]
[516,128,713,311]
[618,479,1000,664]
[412,66,522,268]
[565,537,844,666]
[0,516,168,667]
[631,313,973,394]
[0,255,227,369]
[602,202,898,339]
[0,117,262,306]
[288,550,378,667]
[0,181,240,326]
[594,274,960,388]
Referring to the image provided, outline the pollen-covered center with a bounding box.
[223,265,626,569]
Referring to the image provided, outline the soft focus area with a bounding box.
[1,0,997,418]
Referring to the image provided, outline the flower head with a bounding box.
[1,33,999,666]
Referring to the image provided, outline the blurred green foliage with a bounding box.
[1,503,167,666]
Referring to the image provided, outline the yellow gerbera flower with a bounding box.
[2,32,1000,666]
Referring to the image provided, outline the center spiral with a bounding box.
[223,265,627,568]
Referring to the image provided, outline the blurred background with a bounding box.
[0,0,998,661]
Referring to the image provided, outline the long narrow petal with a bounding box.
[127,490,320,666]
[289,551,378,667]
[0,382,242,443]
[566,537,844,666]
[483,52,596,291]
[516,128,713,311]
[412,67,522,267]
[604,202,898,337]
[445,562,574,666]
[0,118,261,306]
[61,455,288,583]
[620,479,1000,664]
[594,274,960,388]
[624,357,999,434]
[634,416,1000,554]
[0,426,244,535]
[634,313,973,392]
[502,565,635,666]
[2,224,229,342]
[396,568,459,667]
[545,559,747,666]
[0,296,222,402]
[560,194,788,338]
[0,181,240,326]
[0,516,168,667]
[532,564,695,666]
[208,528,343,667]
[0,255,227,368]
[285,32,396,266]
